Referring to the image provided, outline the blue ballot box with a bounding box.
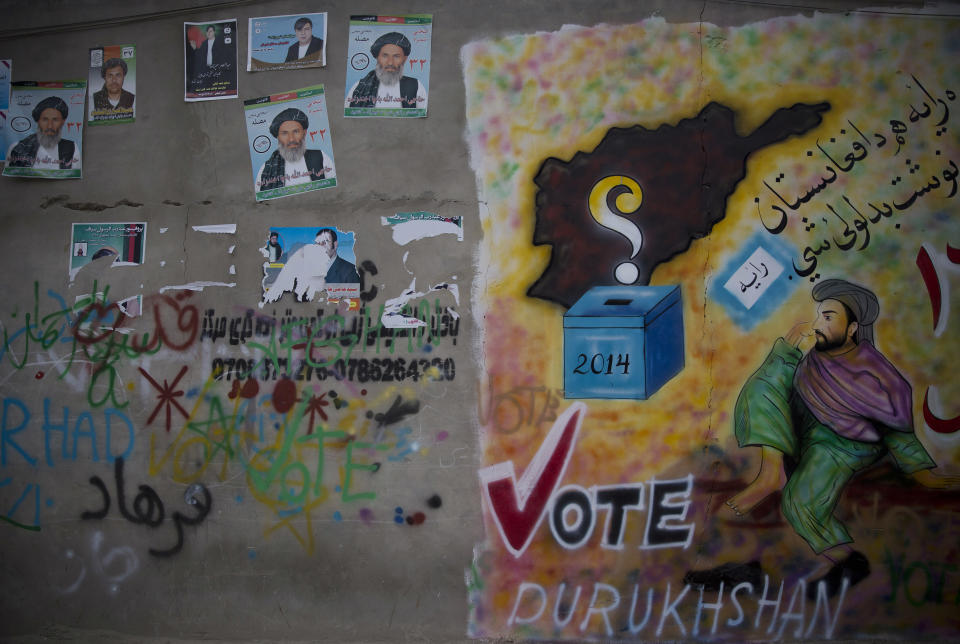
[563,285,684,399]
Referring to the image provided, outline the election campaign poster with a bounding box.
[259,226,360,307]
[184,19,238,101]
[0,60,11,162]
[344,14,432,118]
[87,45,136,125]
[244,84,336,201]
[2,80,85,179]
[248,13,327,71]
[69,222,147,280]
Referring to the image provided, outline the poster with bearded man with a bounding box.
[3,80,85,179]
[344,14,432,118]
[244,84,337,201]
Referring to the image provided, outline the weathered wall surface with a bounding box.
[0,1,957,642]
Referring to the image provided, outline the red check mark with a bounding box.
[479,402,585,557]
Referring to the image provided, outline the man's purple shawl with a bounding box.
[794,342,913,442]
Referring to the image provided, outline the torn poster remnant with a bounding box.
[69,222,146,280]
[381,212,463,245]
[382,278,459,328]
[260,226,359,306]
[192,224,237,234]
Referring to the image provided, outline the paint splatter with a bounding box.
[272,378,297,414]
[372,396,421,427]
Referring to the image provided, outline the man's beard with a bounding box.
[37,130,61,149]
[278,139,305,163]
[814,331,847,352]
[375,62,402,85]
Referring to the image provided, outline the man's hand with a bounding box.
[785,321,814,349]
[912,468,960,490]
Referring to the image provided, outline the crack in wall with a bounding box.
[39,195,144,211]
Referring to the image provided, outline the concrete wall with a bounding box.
[0,1,957,642]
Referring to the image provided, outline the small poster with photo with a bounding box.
[244,84,336,201]
[248,13,327,71]
[69,222,147,280]
[0,60,11,162]
[260,226,360,306]
[344,14,432,118]
[3,80,85,179]
[184,19,238,101]
[88,45,136,125]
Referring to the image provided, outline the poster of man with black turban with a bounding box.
[244,84,337,201]
[3,80,85,179]
[344,14,432,118]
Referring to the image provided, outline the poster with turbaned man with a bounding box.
[344,14,432,118]
[244,85,336,201]
[2,80,85,179]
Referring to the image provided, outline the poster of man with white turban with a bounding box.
[344,15,432,118]
[244,84,336,201]
[3,80,85,179]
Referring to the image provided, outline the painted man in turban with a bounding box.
[705,279,960,596]
[346,32,426,110]
[256,107,335,192]
[6,96,77,169]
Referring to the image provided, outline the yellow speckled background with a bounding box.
[465,12,960,640]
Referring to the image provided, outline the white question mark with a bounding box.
[588,175,644,284]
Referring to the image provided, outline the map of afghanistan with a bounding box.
[527,101,831,309]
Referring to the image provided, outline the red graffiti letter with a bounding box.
[923,389,960,434]
[478,402,585,557]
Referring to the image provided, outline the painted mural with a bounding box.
[464,11,960,640]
